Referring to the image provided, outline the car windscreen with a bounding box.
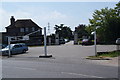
[5,44,14,49]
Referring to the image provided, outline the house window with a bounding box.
[32,27,35,31]
[20,28,24,32]
[25,27,29,32]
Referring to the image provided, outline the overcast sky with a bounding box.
[0,1,118,34]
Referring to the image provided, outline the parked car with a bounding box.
[65,39,69,43]
[81,39,93,45]
[0,44,7,49]
[59,38,65,44]
[116,38,120,45]
[1,43,28,56]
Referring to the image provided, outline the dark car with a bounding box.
[59,39,65,44]
[0,44,7,49]
[81,39,93,45]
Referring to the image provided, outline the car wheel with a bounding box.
[22,49,26,53]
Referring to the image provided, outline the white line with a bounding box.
[61,72,104,78]
[14,67,37,70]
[4,66,37,71]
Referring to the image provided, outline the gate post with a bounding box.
[55,33,59,45]
[74,32,78,45]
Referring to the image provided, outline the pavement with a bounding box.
[1,41,119,78]
[87,57,118,67]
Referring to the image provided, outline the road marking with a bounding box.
[4,66,37,71]
[14,67,37,70]
[61,72,104,78]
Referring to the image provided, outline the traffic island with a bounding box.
[39,54,52,58]
[86,50,120,60]
[86,56,111,60]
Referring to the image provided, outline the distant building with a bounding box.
[2,16,43,45]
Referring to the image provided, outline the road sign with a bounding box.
[23,36,29,40]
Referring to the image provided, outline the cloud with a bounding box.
[37,10,68,25]
[0,8,33,32]
[33,10,69,34]
[43,11,67,20]
[0,8,10,32]
[11,11,32,19]
[0,7,69,33]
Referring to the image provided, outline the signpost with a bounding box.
[7,36,30,57]
[23,36,29,40]
[8,37,11,57]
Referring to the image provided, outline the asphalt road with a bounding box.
[2,41,118,78]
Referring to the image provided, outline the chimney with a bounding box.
[10,16,15,27]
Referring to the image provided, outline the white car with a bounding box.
[1,43,28,56]
[116,38,120,45]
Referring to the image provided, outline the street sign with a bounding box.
[23,36,29,40]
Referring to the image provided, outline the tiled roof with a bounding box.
[7,19,42,29]
[15,19,41,28]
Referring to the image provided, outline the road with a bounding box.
[2,41,118,78]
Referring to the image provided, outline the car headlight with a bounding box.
[2,50,9,54]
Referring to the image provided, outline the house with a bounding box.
[2,16,43,46]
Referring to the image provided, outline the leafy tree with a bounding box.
[61,26,73,39]
[54,24,73,40]
[86,2,120,43]
[115,1,120,16]
[54,24,64,34]
[75,24,88,38]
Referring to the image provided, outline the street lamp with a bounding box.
[39,27,52,58]
[91,26,100,56]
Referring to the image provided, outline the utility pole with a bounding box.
[47,22,52,45]
[48,22,50,35]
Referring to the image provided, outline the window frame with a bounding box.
[20,28,24,32]
[25,27,29,32]
[32,27,35,32]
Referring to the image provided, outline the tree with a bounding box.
[75,24,88,38]
[54,24,73,40]
[86,2,120,43]
[54,24,64,34]
[115,1,120,16]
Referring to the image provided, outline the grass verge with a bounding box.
[97,51,120,57]
[86,50,120,60]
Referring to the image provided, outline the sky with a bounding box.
[0,1,118,34]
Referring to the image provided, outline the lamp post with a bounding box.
[95,26,100,56]
[44,27,47,56]
[39,27,52,58]
[91,26,100,56]
[94,30,97,56]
